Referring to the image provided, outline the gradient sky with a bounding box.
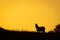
[0,0,60,32]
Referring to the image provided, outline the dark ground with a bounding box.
[0,27,60,40]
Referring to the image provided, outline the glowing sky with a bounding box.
[0,0,60,32]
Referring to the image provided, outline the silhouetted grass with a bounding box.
[0,24,60,40]
[0,27,60,40]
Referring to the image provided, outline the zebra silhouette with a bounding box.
[35,24,45,33]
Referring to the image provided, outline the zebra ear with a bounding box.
[35,24,38,27]
[35,24,37,25]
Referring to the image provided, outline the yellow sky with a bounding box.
[0,0,60,32]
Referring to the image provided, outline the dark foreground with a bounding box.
[0,28,60,40]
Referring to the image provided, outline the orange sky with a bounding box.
[0,0,60,32]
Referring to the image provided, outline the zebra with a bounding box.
[35,24,45,33]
